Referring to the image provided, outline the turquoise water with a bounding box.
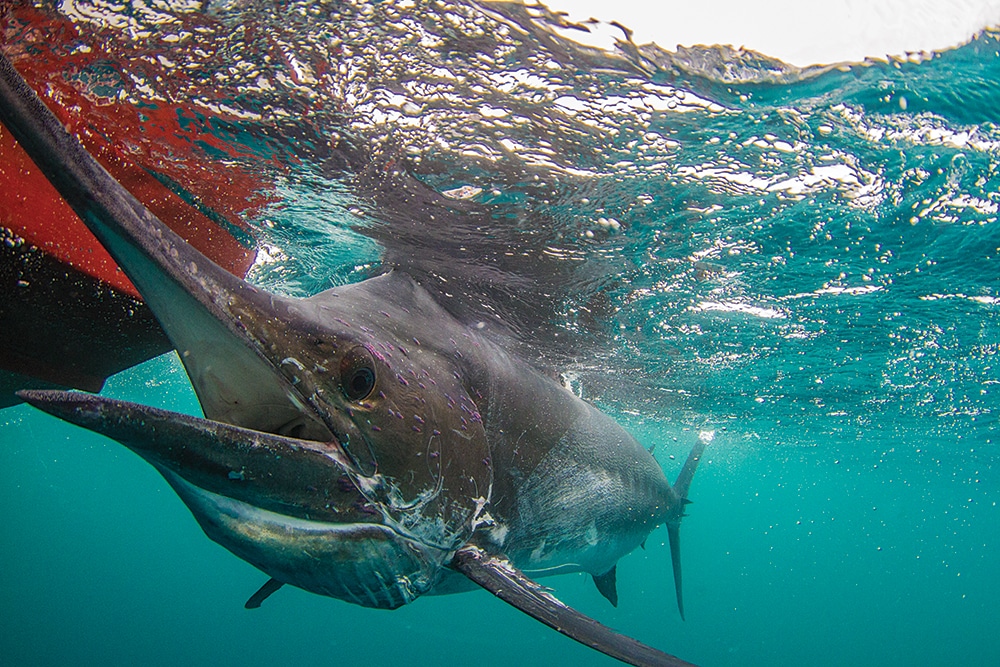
[2,2,999,665]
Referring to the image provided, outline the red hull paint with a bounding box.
[1,7,274,400]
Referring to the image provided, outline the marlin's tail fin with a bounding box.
[667,439,706,621]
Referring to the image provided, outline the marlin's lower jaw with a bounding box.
[163,470,446,609]
[15,389,449,611]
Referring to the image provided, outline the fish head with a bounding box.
[92,266,495,606]
[0,54,494,603]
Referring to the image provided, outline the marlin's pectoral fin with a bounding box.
[245,578,285,609]
[451,546,697,667]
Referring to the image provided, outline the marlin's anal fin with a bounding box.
[593,565,619,607]
[245,578,284,609]
[451,545,698,667]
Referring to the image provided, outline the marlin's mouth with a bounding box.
[166,473,445,609]
[17,389,449,609]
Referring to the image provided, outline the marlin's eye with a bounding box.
[340,347,376,401]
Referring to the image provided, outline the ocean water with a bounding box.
[2,1,999,666]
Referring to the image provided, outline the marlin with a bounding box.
[1,53,704,667]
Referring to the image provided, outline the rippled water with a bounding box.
[2,1,999,665]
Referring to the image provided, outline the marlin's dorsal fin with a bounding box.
[245,578,285,609]
[452,545,697,667]
[673,441,705,502]
[593,565,619,607]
